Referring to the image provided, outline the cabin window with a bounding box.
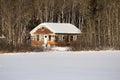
[37,35,39,41]
[73,35,77,41]
[49,35,51,41]
[58,35,62,41]
[39,34,42,41]
[34,36,35,41]
[63,35,67,40]
[70,36,73,41]
[55,36,58,41]
[58,35,64,41]
[51,35,55,41]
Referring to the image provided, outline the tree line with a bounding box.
[0,0,120,51]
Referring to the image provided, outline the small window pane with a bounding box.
[73,35,77,41]
[37,35,39,41]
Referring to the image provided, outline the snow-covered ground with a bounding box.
[0,51,120,80]
[50,46,71,51]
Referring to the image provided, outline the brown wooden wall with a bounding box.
[31,35,80,46]
[34,27,53,34]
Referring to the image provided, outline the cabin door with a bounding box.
[44,35,49,45]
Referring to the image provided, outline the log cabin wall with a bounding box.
[55,34,79,46]
[31,26,54,46]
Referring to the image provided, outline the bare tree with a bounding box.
[0,0,120,51]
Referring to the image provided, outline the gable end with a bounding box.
[33,27,53,34]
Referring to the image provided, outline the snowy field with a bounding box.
[0,51,120,80]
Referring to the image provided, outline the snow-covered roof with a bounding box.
[30,23,81,34]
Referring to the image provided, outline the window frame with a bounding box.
[73,35,77,41]
[36,34,39,41]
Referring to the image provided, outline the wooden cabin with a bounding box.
[30,23,81,47]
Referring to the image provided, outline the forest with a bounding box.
[0,0,120,52]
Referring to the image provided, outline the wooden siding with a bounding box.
[31,41,44,46]
[31,41,71,46]
[47,41,57,45]
[34,27,53,34]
